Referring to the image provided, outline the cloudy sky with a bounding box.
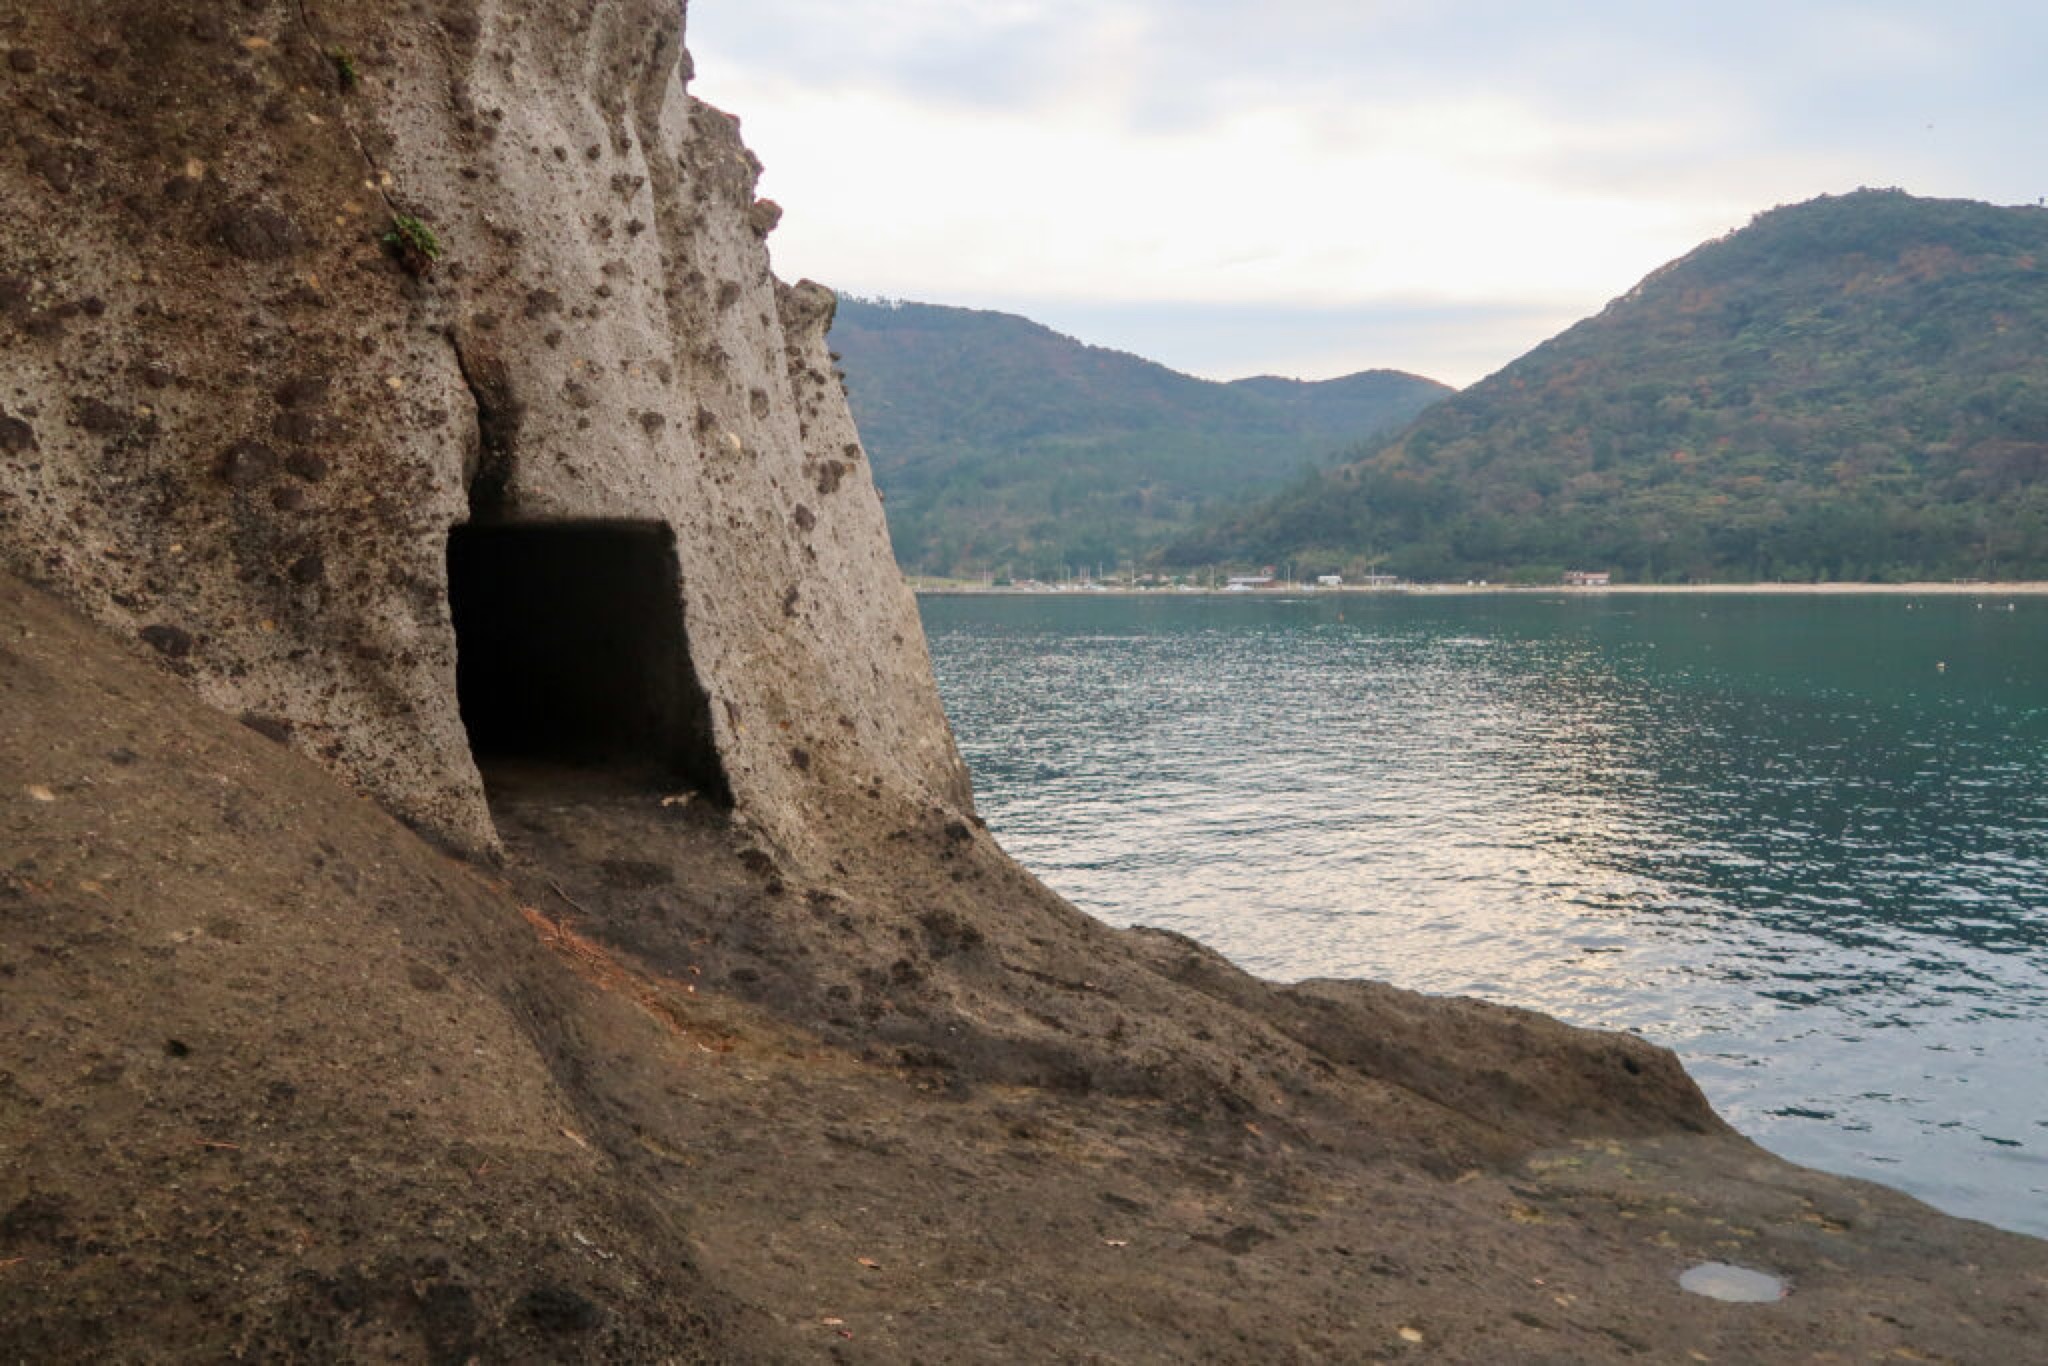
[688,1,2045,387]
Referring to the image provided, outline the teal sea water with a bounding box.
[920,592,2048,1238]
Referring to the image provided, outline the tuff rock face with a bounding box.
[0,0,971,859]
[11,9,2048,1362]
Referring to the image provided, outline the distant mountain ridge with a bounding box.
[828,298,1450,575]
[1167,190,2048,581]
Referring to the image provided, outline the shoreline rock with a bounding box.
[3,3,2043,1359]
[4,569,2043,1360]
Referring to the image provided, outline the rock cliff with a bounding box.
[4,4,2046,1361]
[0,0,969,860]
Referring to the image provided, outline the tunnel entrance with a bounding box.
[446,521,729,803]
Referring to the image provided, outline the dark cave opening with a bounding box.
[446,521,729,803]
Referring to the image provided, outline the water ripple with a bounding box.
[924,592,2048,1237]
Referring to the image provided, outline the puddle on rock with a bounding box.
[1679,1261,1787,1303]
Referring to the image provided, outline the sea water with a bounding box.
[920,591,2048,1238]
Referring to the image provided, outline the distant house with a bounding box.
[1564,570,1612,586]
[1225,575,1277,592]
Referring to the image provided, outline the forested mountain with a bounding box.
[829,298,1449,576]
[1168,190,2048,582]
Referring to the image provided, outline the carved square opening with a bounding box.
[445,520,727,801]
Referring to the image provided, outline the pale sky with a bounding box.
[687,1,2046,387]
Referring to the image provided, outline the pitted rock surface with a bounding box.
[0,0,969,861]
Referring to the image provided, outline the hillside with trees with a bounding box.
[829,299,1449,576]
[1167,191,2048,582]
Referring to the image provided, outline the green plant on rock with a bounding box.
[381,213,443,277]
[329,48,359,92]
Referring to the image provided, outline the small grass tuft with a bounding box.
[329,48,358,92]
[381,213,444,277]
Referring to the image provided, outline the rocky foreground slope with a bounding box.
[8,569,2047,1362]
[3,3,2046,1361]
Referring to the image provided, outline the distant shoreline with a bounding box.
[914,580,2048,597]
